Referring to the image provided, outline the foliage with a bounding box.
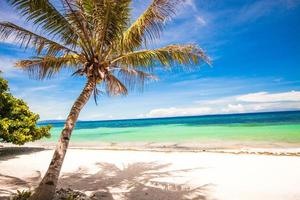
[11,190,31,200]
[10,188,90,200]
[0,0,210,99]
[54,188,89,200]
[0,75,51,145]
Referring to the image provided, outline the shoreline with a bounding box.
[3,140,300,156]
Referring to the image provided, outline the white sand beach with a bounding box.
[1,147,300,200]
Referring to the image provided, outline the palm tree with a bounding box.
[0,0,209,199]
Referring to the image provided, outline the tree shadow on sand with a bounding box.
[0,171,41,200]
[0,147,45,161]
[0,162,213,200]
[59,162,213,200]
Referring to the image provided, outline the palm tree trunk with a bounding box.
[29,78,96,200]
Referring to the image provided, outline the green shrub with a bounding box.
[11,190,31,200]
[0,74,51,145]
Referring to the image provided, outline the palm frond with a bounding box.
[111,67,158,91]
[104,73,128,96]
[111,44,210,69]
[5,0,211,99]
[80,0,131,58]
[121,0,182,52]
[7,0,78,45]
[62,0,94,58]
[0,22,77,56]
[15,54,81,79]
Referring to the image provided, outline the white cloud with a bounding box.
[235,0,300,24]
[0,3,20,22]
[28,99,70,120]
[146,106,212,118]
[222,104,245,113]
[183,0,197,11]
[195,16,207,26]
[237,91,300,103]
[14,85,58,100]
[27,85,57,92]
[0,56,21,77]
[141,91,300,118]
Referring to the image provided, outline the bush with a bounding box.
[0,75,51,145]
[11,190,31,200]
[10,188,90,200]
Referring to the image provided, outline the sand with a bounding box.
[1,147,300,200]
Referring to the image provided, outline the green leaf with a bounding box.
[0,75,51,145]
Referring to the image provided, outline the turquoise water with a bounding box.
[40,111,300,144]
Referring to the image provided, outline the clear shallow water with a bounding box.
[39,111,300,144]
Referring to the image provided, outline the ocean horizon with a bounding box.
[39,110,300,144]
[39,110,300,123]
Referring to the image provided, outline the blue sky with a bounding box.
[0,0,300,120]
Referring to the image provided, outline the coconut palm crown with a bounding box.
[0,0,209,95]
[0,0,209,199]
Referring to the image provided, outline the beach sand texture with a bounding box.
[1,148,300,200]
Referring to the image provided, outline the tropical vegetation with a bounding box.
[0,74,51,145]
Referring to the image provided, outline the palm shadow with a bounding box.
[0,171,41,200]
[0,161,213,200]
[0,147,45,161]
[59,162,213,200]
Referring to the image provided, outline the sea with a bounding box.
[39,111,300,145]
